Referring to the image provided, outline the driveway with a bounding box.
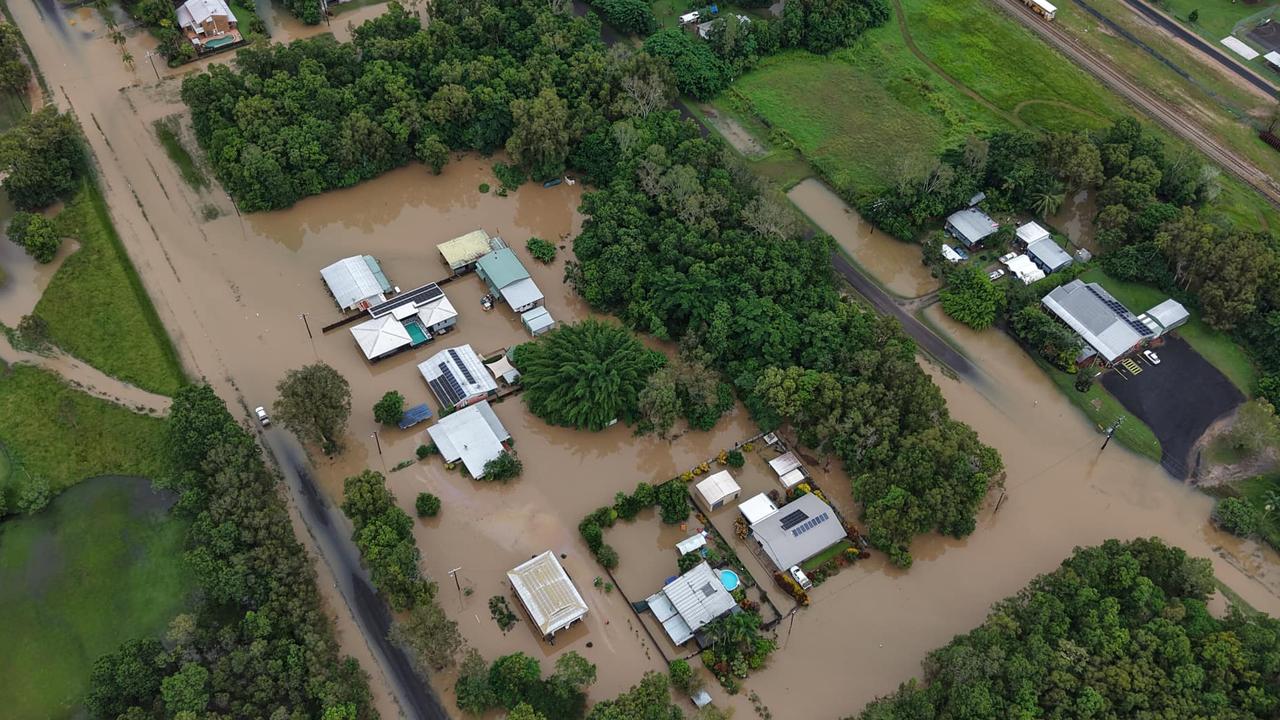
[1100,336,1243,478]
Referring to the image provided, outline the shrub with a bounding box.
[1214,497,1259,537]
[657,481,690,524]
[596,544,619,569]
[479,183,490,194]
[482,451,522,482]
[669,659,698,695]
[373,390,405,425]
[579,519,604,553]
[526,237,557,264]
[416,443,438,460]
[415,492,441,518]
[678,551,703,574]
[632,481,657,507]
[493,162,527,189]
[726,449,745,468]
[489,595,518,631]
[7,211,62,263]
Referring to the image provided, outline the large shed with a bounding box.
[1041,279,1153,363]
[437,229,493,274]
[508,551,589,640]
[945,208,999,248]
[694,470,741,511]
[321,255,391,311]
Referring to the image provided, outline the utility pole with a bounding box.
[1101,416,1125,451]
[299,312,316,358]
[370,431,385,472]
[144,50,160,81]
[448,566,463,609]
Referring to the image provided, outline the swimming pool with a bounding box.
[719,569,740,592]
[203,35,238,50]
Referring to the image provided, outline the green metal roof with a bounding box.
[476,248,529,289]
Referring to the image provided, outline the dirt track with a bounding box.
[989,0,1280,210]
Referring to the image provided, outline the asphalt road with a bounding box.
[829,250,986,387]
[1110,0,1278,97]
[259,431,450,720]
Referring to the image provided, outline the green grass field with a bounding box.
[0,88,28,133]
[1078,267,1257,395]
[35,181,186,396]
[1037,352,1163,463]
[0,364,173,502]
[0,477,190,720]
[153,116,209,192]
[1237,472,1280,551]
[1160,0,1277,48]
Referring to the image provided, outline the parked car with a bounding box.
[988,268,1006,281]
[480,294,494,311]
[255,406,271,426]
[1143,350,1161,365]
[788,565,813,590]
[999,252,1019,264]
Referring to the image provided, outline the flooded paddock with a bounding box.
[788,178,940,299]
[1047,188,1099,251]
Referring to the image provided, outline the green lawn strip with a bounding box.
[152,116,209,191]
[0,364,173,500]
[1078,267,1256,395]
[800,538,855,573]
[1236,472,1280,551]
[1158,0,1274,46]
[36,181,186,395]
[0,478,190,720]
[1212,578,1263,618]
[1029,350,1163,462]
[227,0,268,39]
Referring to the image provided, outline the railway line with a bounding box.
[992,0,1280,211]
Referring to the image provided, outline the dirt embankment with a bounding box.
[1191,407,1280,488]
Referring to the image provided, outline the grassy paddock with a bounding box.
[1078,267,1257,395]
[153,116,209,191]
[36,180,186,395]
[0,364,173,503]
[0,477,190,720]
[1237,473,1280,551]
[1032,351,1163,463]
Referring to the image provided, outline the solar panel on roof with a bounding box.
[791,512,830,538]
[779,509,810,531]
[449,348,477,384]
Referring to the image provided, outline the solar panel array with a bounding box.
[790,512,830,538]
[1086,286,1153,336]
[449,348,477,384]
[429,362,467,407]
[368,282,444,318]
[779,509,810,531]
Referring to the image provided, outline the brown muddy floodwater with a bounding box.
[16,2,1280,717]
[1048,188,1098,252]
[788,178,940,299]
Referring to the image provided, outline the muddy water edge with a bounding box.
[13,4,1280,720]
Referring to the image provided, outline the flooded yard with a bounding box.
[788,178,940,299]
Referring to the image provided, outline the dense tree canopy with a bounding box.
[0,107,87,210]
[88,385,373,719]
[592,0,657,36]
[857,538,1280,720]
[940,265,1003,330]
[6,211,62,263]
[274,362,352,452]
[570,110,1002,565]
[0,24,32,95]
[512,319,665,431]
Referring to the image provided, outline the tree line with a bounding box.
[86,385,373,719]
[855,538,1280,719]
[568,109,1003,567]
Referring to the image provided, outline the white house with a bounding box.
[508,551,589,640]
[426,400,510,477]
[644,561,738,646]
[419,345,498,409]
[750,493,847,571]
[321,255,391,311]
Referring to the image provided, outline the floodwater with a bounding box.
[1048,188,1099,252]
[788,178,940,299]
[0,195,78,328]
[14,2,1280,719]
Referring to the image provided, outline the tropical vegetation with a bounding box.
[274,363,352,453]
[6,211,60,263]
[0,107,86,210]
[454,649,597,719]
[939,265,1002,330]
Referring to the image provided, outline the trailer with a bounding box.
[1022,0,1055,20]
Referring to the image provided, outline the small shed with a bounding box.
[1265,50,1280,71]
[767,451,807,490]
[676,531,708,556]
[508,550,589,640]
[521,306,556,336]
[1140,298,1190,337]
[437,229,493,274]
[694,470,741,511]
[397,403,433,430]
[738,492,778,525]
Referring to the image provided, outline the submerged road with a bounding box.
[260,431,449,720]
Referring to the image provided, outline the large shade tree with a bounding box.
[511,319,665,431]
[274,362,352,452]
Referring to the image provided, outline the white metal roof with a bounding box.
[946,208,998,246]
[1266,50,1280,66]
[1016,221,1051,246]
[507,551,588,638]
[1041,279,1150,363]
[941,244,964,263]
[416,294,457,328]
[1005,254,1045,284]
[738,492,779,525]
[651,561,736,645]
[176,0,236,27]
[425,400,510,477]
[676,531,709,556]
[500,277,544,311]
[349,315,411,360]
[768,452,802,478]
[419,345,498,408]
[1223,36,1260,61]
[1141,299,1190,336]
[1027,237,1073,272]
[437,229,492,269]
[778,468,806,489]
[521,306,555,335]
[695,470,741,507]
[321,256,386,311]
[751,493,847,570]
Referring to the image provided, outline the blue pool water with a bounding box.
[720,569,740,592]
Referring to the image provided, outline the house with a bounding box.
[426,400,510,477]
[1139,298,1190,337]
[945,208,999,248]
[418,345,498,409]
[175,0,240,51]
[508,551,589,641]
[694,470,741,512]
[1003,253,1046,285]
[1041,279,1154,364]
[696,14,749,40]
[767,451,807,490]
[437,229,494,275]
[476,248,544,313]
[321,255,391,311]
[349,283,457,362]
[749,492,848,571]
[1018,223,1072,274]
[520,306,556,337]
[738,493,779,525]
[644,561,738,646]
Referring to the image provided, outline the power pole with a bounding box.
[370,431,385,472]
[448,566,463,609]
[1101,416,1125,451]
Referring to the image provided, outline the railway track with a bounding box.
[990,0,1280,210]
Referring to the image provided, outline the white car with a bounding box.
[1143,350,1161,365]
[988,268,1005,281]
[998,252,1019,264]
[788,565,813,590]
[255,406,271,426]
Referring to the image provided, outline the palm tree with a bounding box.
[1032,185,1066,217]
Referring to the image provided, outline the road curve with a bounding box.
[260,431,451,720]
[989,0,1280,210]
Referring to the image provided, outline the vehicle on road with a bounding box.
[988,268,1006,281]
[255,406,271,426]
[789,564,814,590]
[1144,350,1161,365]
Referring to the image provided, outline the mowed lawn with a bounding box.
[36,181,186,396]
[0,477,190,720]
[0,364,173,500]
[1079,267,1257,396]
